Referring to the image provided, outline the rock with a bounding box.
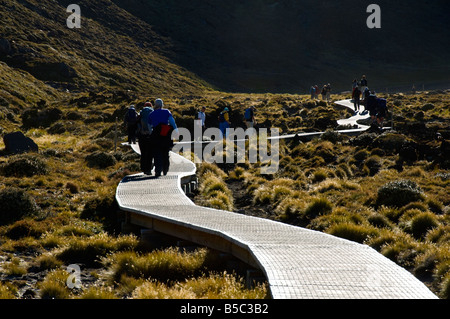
[3,131,38,154]
[0,38,12,55]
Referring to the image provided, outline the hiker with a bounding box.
[366,91,378,124]
[314,85,320,100]
[148,99,178,177]
[218,107,230,138]
[352,86,361,113]
[325,83,332,102]
[244,105,256,128]
[137,102,154,175]
[376,97,388,128]
[321,85,327,101]
[195,106,206,141]
[360,75,368,101]
[124,105,138,144]
[310,86,316,99]
[352,79,358,102]
[363,87,371,111]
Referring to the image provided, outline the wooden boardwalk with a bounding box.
[115,101,437,299]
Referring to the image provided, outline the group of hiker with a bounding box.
[196,104,257,138]
[124,76,388,176]
[124,100,257,176]
[351,75,388,128]
[310,83,332,102]
[124,98,179,177]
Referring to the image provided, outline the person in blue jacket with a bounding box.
[148,99,178,177]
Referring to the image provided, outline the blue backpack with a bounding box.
[244,108,252,121]
[139,107,153,134]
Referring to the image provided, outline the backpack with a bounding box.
[139,107,153,135]
[218,112,226,123]
[244,108,252,121]
[377,98,387,110]
[126,108,137,124]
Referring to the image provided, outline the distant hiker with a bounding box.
[244,105,256,128]
[325,83,332,102]
[352,79,358,100]
[363,87,370,111]
[352,86,361,113]
[366,91,378,124]
[376,97,388,128]
[195,106,206,141]
[124,105,138,144]
[321,85,327,101]
[360,75,368,101]
[148,99,178,177]
[218,107,230,138]
[310,86,316,99]
[314,85,320,99]
[137,102,154,175]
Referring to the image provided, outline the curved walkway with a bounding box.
[115,101,437,299]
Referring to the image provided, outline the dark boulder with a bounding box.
[3,131,38,154]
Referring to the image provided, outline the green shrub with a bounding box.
[0,155,48,177]
[85,151,117,169]
[376,180,425,207]
[0,188,39,225]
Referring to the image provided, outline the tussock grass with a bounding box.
[39,269,72,299]
[132,272,268,299]
[107,248,209,283]
[56,233,138,267]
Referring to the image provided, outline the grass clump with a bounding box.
[327,223,379,244]
[56,233,138,267]
[409,212,439,240]
[108,247,209,283]
[132,272,268,299]
[198,166,234,211]
[85,151,117,169]
[0,188,39,225]
[39,269,72,299]
[0,154,49,177]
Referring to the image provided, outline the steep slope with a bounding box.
[112,0,450,93]
[0,0,210,103]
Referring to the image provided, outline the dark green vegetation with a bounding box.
[0,0,449,299]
